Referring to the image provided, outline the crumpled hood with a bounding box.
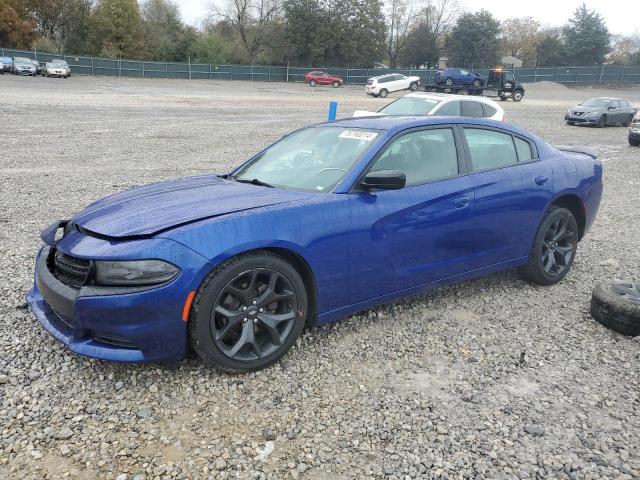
[72,174,308,239]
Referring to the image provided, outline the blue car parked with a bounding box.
[435,68,486,87]
[28,116,602,372]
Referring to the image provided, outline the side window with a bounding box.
[464,128,518,171]
[435,101,460,116]
[370,129,459,186]
[505,72,515,83]
[461,101,484,118]
[514,137,533,162]
[460,69,469,75]
[482,104,497,117]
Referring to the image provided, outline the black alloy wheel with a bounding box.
[540,216,577,277]
[519,207,578,285]
[189,252,308,372]
[212,268,297,361]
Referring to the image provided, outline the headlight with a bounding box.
[94,260,179,286]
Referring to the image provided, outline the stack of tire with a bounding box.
[591,281,640,336]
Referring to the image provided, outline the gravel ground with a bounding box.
[1,75,639,480]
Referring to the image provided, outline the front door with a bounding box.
[348,126,476,303]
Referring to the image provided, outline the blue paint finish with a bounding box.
[26,116,603,362]
[328,101,338,121]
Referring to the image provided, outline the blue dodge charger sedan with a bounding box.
[27,116,603,371]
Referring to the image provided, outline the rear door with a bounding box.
[461,126,554,268]
[348,126,475,302]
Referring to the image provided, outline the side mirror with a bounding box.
[607,105,615,110]
[361,170,406,190]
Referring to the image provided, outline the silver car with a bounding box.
[49,59,71,77]
[12,57,36,76]
[565,97,637,128]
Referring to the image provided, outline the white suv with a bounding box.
[365,74,421,98]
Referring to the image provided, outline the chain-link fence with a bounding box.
[2,47,639,85]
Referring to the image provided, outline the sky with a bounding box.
[173,0,639,35]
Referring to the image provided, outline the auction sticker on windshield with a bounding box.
[338,130,379,141]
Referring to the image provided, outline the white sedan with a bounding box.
[365,74,421,98]
[353,92,506,121]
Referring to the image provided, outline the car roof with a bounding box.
[402,92,501,106]
[371,73,401,79]
[318,115,511,132]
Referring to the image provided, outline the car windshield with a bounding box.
[15,57,31,63]
[51,60,68,66]
[233,126,381,192]
[378,97,440,116]
[582,98,610,107]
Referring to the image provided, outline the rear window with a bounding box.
[464,128,518,171]
[482,104,497,117]
[461,101,484,118]
[514,137,533,161]
[367,79,374,85]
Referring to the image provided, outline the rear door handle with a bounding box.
[453,196,471,208]
[535,176,548,186]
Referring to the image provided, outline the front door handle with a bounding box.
[453,196,471,208]
[535,175,548,186]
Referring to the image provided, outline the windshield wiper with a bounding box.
[233,177,274,188]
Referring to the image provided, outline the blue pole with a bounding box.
[328,101,338,121]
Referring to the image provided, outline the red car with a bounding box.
[305,71,344,87]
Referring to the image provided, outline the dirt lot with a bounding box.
[1,75,639,480]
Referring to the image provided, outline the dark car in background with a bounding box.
[11,57,37,76]
[630,118,640,146]
[566,97,637,127]
[435,68,486,87]
[30,59,42,75]
[305,70,343,87]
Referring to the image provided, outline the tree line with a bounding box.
[1,0,639,68]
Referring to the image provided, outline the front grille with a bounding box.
[51,249,91,288]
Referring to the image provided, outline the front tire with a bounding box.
[518,207,578,285]
[189,252,308,372]
[513,90,523,102]
[309,80,316,87]
[409,82,418,91]
[597,115,607,128]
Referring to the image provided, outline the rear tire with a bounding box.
[379,88,388,98]
[518,207,578,285]
[189,252,308,372]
